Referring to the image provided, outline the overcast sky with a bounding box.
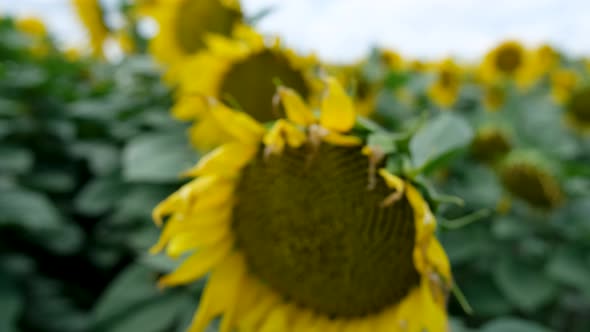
[2,0,589,62]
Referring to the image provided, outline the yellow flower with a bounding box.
[381,49,405,71]
[16,17,47,37]
[152,79,451,332]
[147,0,242,81]
[533,44,560,75]
[174,27,320,150]
[71,0,110,58]
[551,69,579,104]
[428,59,462,108]
[499,151,562,209]
[15,17,50,56]
[329,63,378,117]
[565,86,590,133]
[480,41,535,88]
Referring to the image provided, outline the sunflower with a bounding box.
[480,41,535,88]
[15,17,47,37]
[551,69,579,104]
[565,86,590,133]
[381,49,405,71]
[15,17,50,56]
[428,59,462,108]
[470,126,511,163]
[71,0,110,58]
[152,78,451,332]
[499,151,562,209]
[173,27,321,150]
[148,0,242,80]
[328,63,379,117]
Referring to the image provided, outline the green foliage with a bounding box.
[0,17,197,332]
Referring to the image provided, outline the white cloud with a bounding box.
[1,0,588,61]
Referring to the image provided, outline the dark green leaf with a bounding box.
[494,258,558,312]
[122,132,198,183]
[480,318,552,332]
[410,113,473,173]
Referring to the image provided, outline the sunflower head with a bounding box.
[16,17,47,37]
[492,41,525,75]
[470,126,511,163]
[149,0,242,75]
[499,150,563,209]
[551,69,579,104]
[480,41,531,86]
[565,86,590,132]
[428,59,462,108]
[152,78,451,332]
[381,49,404,71]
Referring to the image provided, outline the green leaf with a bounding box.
[480,318,552,332]
[71,142,120,176]
[102,293,190,332]
[0,145,33,174]
[462,276,513,317]
[122,132,199,183]
[546,247,590,298]
[409,113,473,173]
[0,189,63,230]
[75,177,126,216]
[494,258,558,312]
[0,276,23,332]
[92,264,160,324]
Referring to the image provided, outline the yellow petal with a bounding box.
[322,132,362,146]
[378,169,406,193]
[210,103,266,144]
[166,224,231,258]
[263,120,307,155]
[278,86,315,125]
[158,239,233,287]
[184,142,257,177]
[320,77,356,133]
[150,215,182,254]
[263,121,287,155]
[188,253,246,332]
[239,292,280,331]
[186,180,235,215]
[259,306,291,332]
[171,96,207,121]
[405,184,437,244]
[152,175,219,225]
[189,114,235,151]
[390,279,447,332]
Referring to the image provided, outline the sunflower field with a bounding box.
[1,1,589,332]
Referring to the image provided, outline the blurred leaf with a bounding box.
[122,132,198,183]
[0,276,23,332]
[24,169,76,193]
[92,264,160,324]
[102,293,190,332]
[410,113,473,173]
[480,318,551,332]
[0,97,23,116]
[546,247,590,298]
[72,141,120,176]
[462,276,513,317]
[0,145,33,174]
[75,177,126,216]
[494,258,558,312]
[0,189,63,230]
